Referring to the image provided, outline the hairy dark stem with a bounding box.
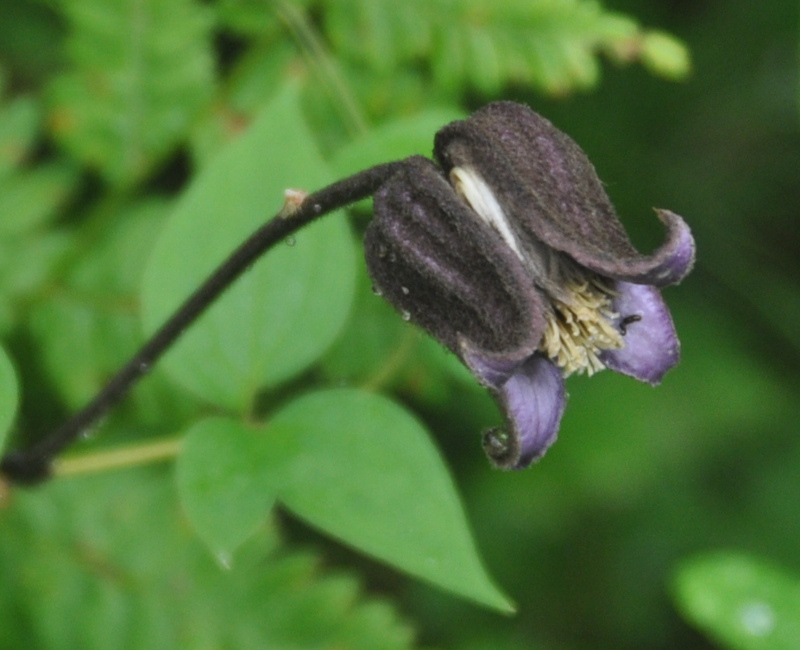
[1,161,404,486]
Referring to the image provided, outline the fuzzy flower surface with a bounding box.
[364,102,695,469]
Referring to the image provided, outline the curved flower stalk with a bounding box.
[365,102,695,469]
[1,102,693,486]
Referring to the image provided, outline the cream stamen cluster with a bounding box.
[451,165,623,376]
[539,274,623,376]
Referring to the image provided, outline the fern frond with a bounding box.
[0,470,418,650]
[47,0,215,186]
[324,0,685,96]
[0,88,79,334]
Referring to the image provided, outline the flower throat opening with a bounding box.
[450,165,624,377]
[538,271,623,377]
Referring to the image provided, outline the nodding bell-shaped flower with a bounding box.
[364,102,695,470]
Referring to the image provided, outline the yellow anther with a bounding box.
[539,272,623,377]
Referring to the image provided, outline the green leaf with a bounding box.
[0,95,41,180]
[189,40,297,167]
[0,1,63,86]
[673,552,800,650]
[214,0,284,37]
[0,230,72,336]
[329,106,466,215]
[321,258,412,385]
[640,30,691,80]
[0,469,416,650]
[0,160,81,235]
[141,81,356,412]
[331,106,467,178]
[176,416,296,560]
[0,345,18,450]
[274,388,514,613]
[48,0,215,185]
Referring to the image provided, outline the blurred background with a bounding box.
[0,0,798,648]
[418,1,800,648]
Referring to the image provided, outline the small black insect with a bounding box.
[619,314,643,336]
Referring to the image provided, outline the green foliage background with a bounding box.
[0,0,798,648]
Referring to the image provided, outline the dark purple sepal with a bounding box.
[433,102,695,288]
[600,282,680,385]
[480,354,566,470]
[364,156,546,360]
[458,337,525,388]
[364,104,694,470]
[573,209,695,288]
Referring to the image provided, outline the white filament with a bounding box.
[449,165,624,377]
[450,166,524,261]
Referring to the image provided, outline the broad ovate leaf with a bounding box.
[331,107,466,178]
[273,388,514,613]
[176,416,296,561]
[141,82,356,411]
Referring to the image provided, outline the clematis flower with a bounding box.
[364,101,695,470]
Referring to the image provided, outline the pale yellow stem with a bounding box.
[53,437,182,478]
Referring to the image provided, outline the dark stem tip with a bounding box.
[0,451,53,486]
[0,159,407,488]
